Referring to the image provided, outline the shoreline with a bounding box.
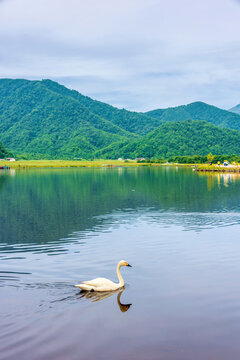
[0,160,196,169]
[0,159,139,169]
[2,160,239,173]
[195,165,240,173]
[0,159,155,169]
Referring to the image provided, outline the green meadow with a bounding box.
[0,159,143,168]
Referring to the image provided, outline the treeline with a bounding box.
[0,141,11,158]
[139,154,240,164]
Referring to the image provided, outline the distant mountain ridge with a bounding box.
[0,78,240,158]
[146,101,240,131]
[229,104,240,115]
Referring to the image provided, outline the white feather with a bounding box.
[75,260,131,292]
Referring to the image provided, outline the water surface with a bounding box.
[1,167,240,360]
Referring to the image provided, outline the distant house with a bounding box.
[6,158,16,162]
[118,158,123,161]
[135,157,146,161]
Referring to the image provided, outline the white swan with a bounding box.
[75,260,132,292]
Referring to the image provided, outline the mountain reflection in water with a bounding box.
[1,167,240,360]
[1,167,240,245]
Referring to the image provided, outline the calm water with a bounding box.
[1,166,240,360]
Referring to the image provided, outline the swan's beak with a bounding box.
[127,264,132,267]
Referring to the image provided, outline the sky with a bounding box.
[0,0,239,111]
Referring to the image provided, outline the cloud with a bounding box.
[0,0,239,110]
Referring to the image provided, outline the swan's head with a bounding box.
[119,260,132,268]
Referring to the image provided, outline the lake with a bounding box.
[1,166,240,360]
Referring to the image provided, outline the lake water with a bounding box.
[1,166,240,360]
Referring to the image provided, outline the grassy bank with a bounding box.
[195,164,240,173]
[0,159,147,169]
[0,159,199,169]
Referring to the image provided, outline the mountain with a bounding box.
[0,79,142,158]
[146,101,240,131]
[229,104,240,115]
[0,141,10,158]
[95,120,240,159]
[0,78,240,159]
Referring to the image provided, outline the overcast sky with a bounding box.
[0,0,239,111]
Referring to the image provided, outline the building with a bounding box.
[135,157,146,161]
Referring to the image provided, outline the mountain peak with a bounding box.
[145,100,240,130]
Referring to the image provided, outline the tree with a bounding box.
[207,152,215,164]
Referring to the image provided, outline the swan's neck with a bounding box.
[116,264,124,287]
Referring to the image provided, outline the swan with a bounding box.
[75,260,132,292]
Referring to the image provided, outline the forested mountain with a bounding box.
[0,79,139,158]
[95,120,240,159]
[0,78,240,159]
[146,102,240,131]
[229,104,240,115]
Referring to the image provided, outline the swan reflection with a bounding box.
[77,289,132,312]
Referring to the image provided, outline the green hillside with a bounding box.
[146,102,240,131]
[95,120,240,159]
[39,79,160,135]
[0,79,139,158]
[229,104,240,115]
[0,141,10,158]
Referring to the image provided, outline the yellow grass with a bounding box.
[0,159,200,169]
[0,159,145,168]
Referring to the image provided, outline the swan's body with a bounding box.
[75,260,132,292]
